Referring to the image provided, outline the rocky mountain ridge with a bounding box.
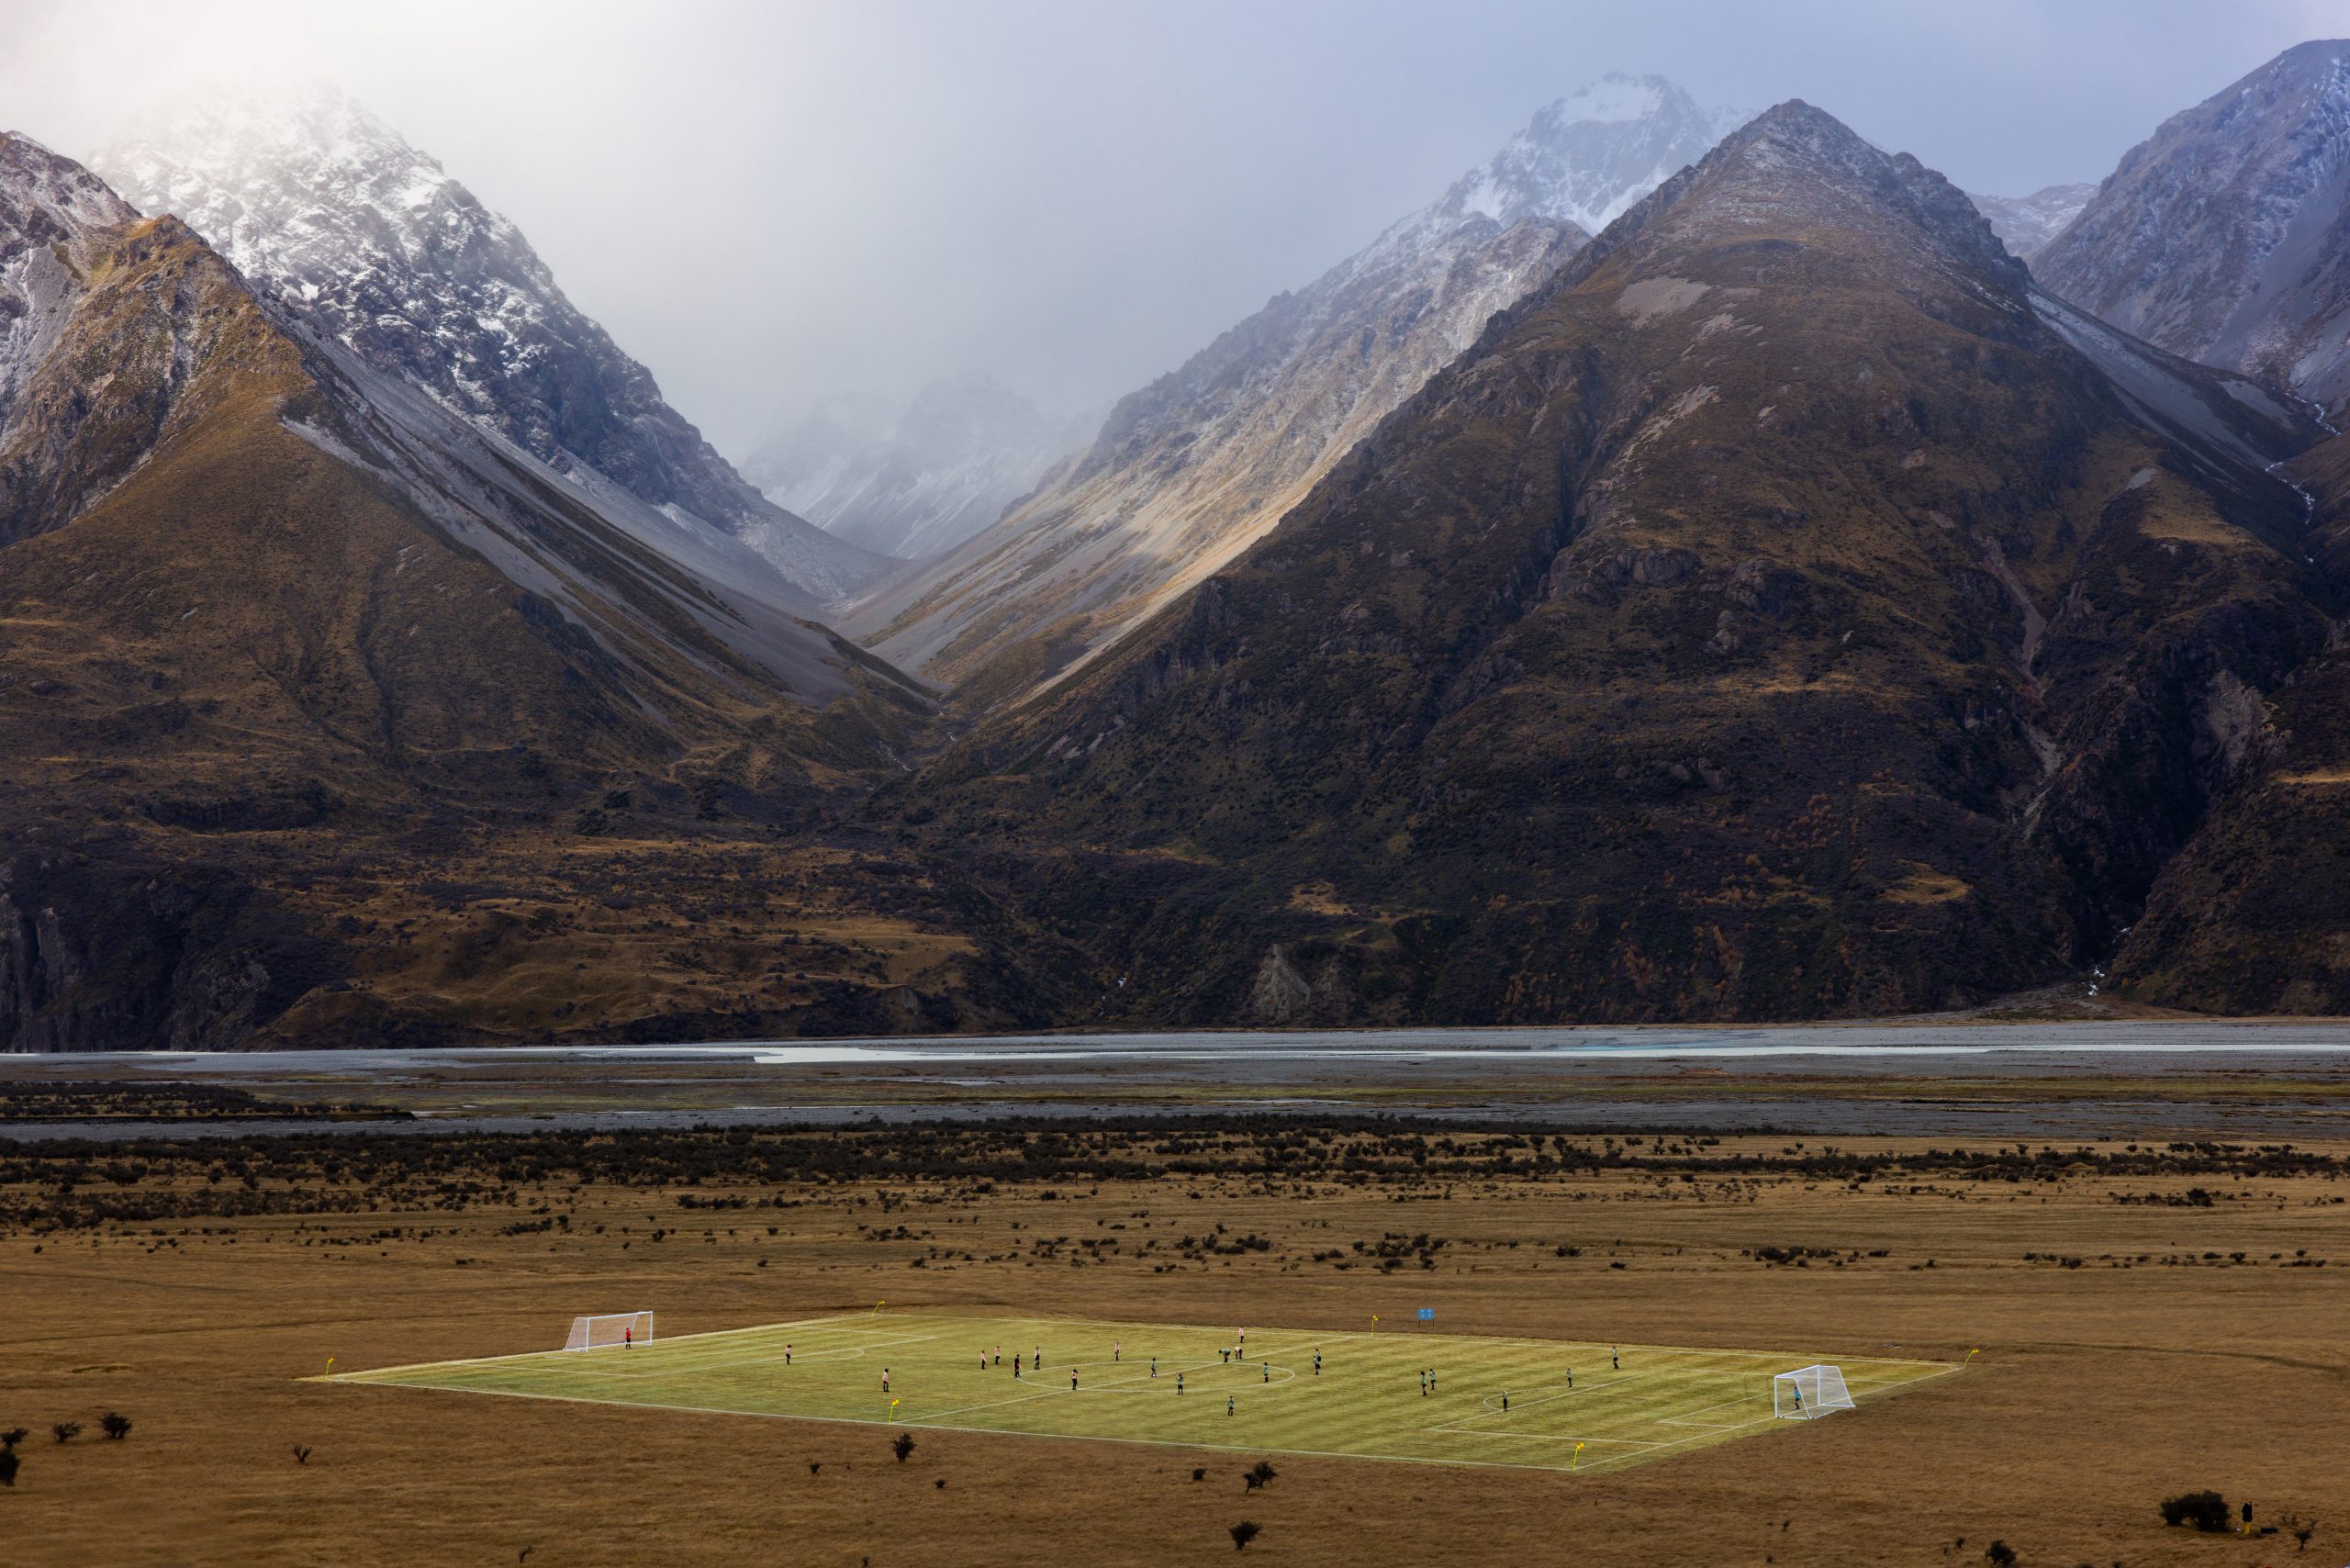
[2034,39,2350,418]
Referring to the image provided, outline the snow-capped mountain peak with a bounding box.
[1563,73,1664,124]
[96,84,889,603]
[103,84,533,305]
[1437,73,1739,236]
[0,131,138,240]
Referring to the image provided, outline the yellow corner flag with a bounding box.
[874,1300,885,1315]
[1572,1441,1585,1470]
[325,1356,335,1375]
[890,1397,900,1412]
[1371,1315,1379,1333]
[1964,1348,1981,1365]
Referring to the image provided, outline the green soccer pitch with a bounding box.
[332,1311,1955,1474]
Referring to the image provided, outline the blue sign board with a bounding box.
[1416,1308,1435,1322]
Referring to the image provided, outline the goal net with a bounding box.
[564,1311,654,1351]
[1773,1363,1854,1419]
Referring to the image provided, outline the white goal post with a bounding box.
[564,1311,654,1351]
[1773,1363,1854,1419]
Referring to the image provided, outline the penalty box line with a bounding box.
[1516,1361,1972,1471]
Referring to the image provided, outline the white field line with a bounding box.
[1656,1393,1769,1429]
[1428,1431,1667,1453]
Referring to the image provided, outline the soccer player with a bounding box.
[992,1344,1000,1366]
[623,1327,632,1349]
[785,1343,792,1365]
[1071,1369,1079,1392]
[1013,1353,1023,1380]
[1226,1395,1235,1417]
[882,1367,890,1394]
[1612,1346,1619,1371]
[1792,1384,1803,1414]
[1113,1339,1122,1362]
[1503,1394,1510,1412]
[1261,1362,1269,1383]
[1566,1368,1573,1390]
[1419,1370,1427,1397]
[979,1351,987,1372]
[1150,1357,1158,1378]
[1035,1344,1042,1370]
[1177,1372,1184,1394]
[1313,1350,1321,1376]
[1221,1348,1230,1364]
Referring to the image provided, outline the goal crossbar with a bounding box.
[1772,1363,1854,1419]
[564,1311,655,1352]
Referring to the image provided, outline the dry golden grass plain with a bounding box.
[2,1125,2344,1566]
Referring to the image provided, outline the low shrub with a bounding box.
[2160,1491,2231,1532]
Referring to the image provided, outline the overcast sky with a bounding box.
[5,0,2346,455]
